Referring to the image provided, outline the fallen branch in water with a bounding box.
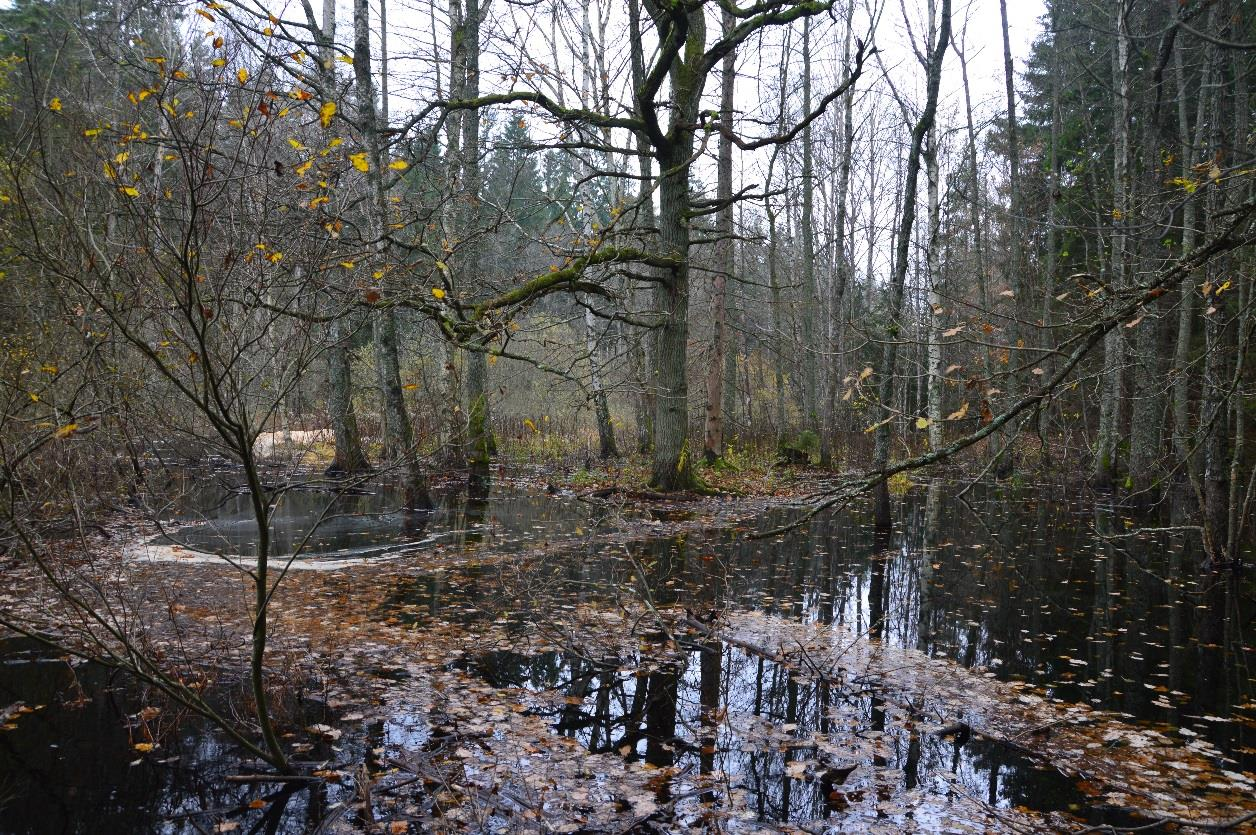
[224,773,325,784]
[1071,807,1256,833]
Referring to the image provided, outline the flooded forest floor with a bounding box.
[2,463,1256,833]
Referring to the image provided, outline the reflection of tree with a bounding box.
[1090,501,1118,705]
[698,639,722,802]
[917,480,942,653]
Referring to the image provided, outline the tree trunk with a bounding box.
[317,0,368,475]
[647,3,706,492]
[798,17,819,436]
[769,205,786,443]
[651,139,698,489]
[995,0,1025,478]
[628,0,655,456]
[354,0,432,508]
[820,4,856,468]
[1128,5,1176,502]
[1171,28,1207,474]
[327,316,369,474]
[585,304,618,459]
[458,0,494,468]
[873,0,951,531]
[703,5,735,463]
[925,114,944,452]
[1093,0,1131,491]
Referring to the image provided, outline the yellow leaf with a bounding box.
[388,159,409,171]
[40,364,57,373]
[133,742,155,753]
[348,152,369,172]
[915,416,929,430]
[83,128,100,137]
[858,366,873,382]
[195,8,214,20]
[48,98,62,112]
[236,68,249,84]
[431,287,446,299]
[119,186,140,197]
[211,58,226,68]
[173,70,189,80]
[295,159,313,176]
[340,261,354,269]
[54,423,78,439]
[319,101,336,128]
[402,383,418,390]
[946,401,970,421]
[524,418,539,433]
[337,55,353,64]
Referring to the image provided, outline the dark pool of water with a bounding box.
[0,639,359,834]
[154,473,602,560]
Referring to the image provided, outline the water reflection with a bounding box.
[157,473,598,560]
[0,640,352,834]
[384,481,1255,770]
[469,642,1085,825]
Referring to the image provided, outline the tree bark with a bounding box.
[627,0,655,456]
[354,0,432,508]
[327,315,369,474]
[820,3,856,468]
[316,0,368,475]
[1093,0,1132,491]
[925,106,944,452]
[873,0,951,531]
[703,5,735,463]
[585,304,619,458]
[995,0,1025,478]
[799,17,819,436]
[458,0,494,469]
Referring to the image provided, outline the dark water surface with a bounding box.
[0,638,357,834]
[157,474,604,559]
[2,477,1253,832]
